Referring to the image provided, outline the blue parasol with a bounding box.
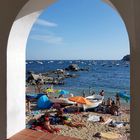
[59,90,69,95]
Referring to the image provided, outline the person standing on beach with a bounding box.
[99,90,104,96]
[92,90,96,95]
[115,93,121,106]
[107,98,112,106]
[82,90,86,97]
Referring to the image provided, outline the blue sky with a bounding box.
[26,0,130,60]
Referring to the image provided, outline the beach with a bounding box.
[26,90,130,140]
[57,110,130,140]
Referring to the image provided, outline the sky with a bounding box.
[26,0,130,60]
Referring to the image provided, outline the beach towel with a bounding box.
[109,121,124,128]
[87,115,100,122]
[101,132,120,139]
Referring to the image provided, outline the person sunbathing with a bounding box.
[55,108,85,127]
[57,109,85,128]
[43,117,60,133]
[99,116,112,124]
[62,116,85,128]
[99,116,105,122]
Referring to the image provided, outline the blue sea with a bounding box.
[26,60,130,104]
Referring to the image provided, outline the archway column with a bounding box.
[0,38,7,139]
[7,12,40,138]
[131,1,140,138]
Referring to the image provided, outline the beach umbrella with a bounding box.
[68,96,92,105]
[43,88,54,93]
[118,91,130,102]
[58,90,69,95]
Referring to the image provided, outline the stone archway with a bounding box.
[0,0,140,139]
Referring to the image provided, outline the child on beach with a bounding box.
[82,90,86,97]
[115,93,121,106]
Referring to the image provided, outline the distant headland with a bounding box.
[122,54,130,61]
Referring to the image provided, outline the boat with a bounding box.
[82,100,103,111]
[101,63,106,67]
[29,61,33,64]
[86,94,104,100]
[82,95,104,111]
[58,61,63,64]
[37,61,43,64]
[49,98,76,105]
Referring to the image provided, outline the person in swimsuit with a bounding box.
[115,93,120,106]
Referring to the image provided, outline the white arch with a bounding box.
[7,0,56,138]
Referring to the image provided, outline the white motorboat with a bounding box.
[82,95,104,111]
[37,61,43,64]
[49,97,75,105]
[86,94,104,100]
[82,99,103,111]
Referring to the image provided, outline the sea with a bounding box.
[26,60,130,105]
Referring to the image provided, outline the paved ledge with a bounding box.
[8,129,81,140]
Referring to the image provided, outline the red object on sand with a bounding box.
[45,117,49,121]
[33,125,61,133]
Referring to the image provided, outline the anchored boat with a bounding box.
[82,95,104,111]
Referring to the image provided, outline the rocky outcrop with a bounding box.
[26,68,79,86]
[65,64,80,71]
[26,64,89,86]
[122,55,130,61]
[65,64,89,71]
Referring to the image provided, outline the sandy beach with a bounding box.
[57,109,130,140]
[26,97,130,140]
